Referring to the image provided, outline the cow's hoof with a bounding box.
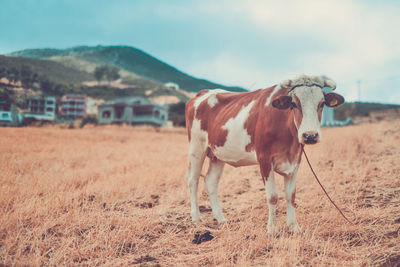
[288,223,301,233]
[215,216,227,224]
[267,224,279,236]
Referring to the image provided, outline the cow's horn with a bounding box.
[324,79,336,90]
[281,79,292,88]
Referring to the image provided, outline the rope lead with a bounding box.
[302,145,354,225]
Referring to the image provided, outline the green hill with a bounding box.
[8,45,246,92]
[0,55,190,104]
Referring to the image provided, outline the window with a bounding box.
[115,106,124,119]
[154,110,160,118]
[46,107,53,112]
[102,110,111,119]
[0,104,10,111]
[133,106,153,116]
[46,101,54,105]
[2,113,9,118]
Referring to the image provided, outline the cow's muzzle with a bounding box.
[302,132,319,144]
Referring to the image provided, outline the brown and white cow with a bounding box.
[185,75,344,234]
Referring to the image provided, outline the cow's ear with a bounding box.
[272,95,292,109]
[325,93,344,107]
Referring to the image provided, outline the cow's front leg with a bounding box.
[284,168,300,233]
[264,169,279,235]
[205,159,226,223]
[187,147,206,222]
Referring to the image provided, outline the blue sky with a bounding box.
[1,0,400,104]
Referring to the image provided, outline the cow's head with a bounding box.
[272,75,344,145]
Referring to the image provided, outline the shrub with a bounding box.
[80,116,98,128]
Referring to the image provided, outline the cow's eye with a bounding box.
[319,102,325,109]
[291,102,297,109]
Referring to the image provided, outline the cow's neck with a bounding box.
[266,108,302,165]
[287,111,303,162]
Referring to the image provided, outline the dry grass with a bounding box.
[1,121,400,266]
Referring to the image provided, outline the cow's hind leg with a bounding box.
[205,159,226,224]
[284,167,300,233]
[187,145,206,222]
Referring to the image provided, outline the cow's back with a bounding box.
[186,89,248,138]
[185,88,276,166]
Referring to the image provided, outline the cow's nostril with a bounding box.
[303,132,318,140]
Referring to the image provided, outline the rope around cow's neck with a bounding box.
[301,145,354,225]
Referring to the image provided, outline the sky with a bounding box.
[1,0,400,104]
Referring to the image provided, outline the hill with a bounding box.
[335,102,400,121]
[8,45,246,92]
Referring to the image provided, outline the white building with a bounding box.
[164,82,180,90]
[321,87,335,126]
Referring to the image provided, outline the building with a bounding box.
[321,87,353,127]
[98,97,168,126]
[24,96,57,121]
[60,94,87,120]
[86,99,103,116]
[164,82,180,90]
[0,94,19,126]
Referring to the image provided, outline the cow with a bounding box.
[185,75,344,234]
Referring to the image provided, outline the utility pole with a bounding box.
[357,80,361,102]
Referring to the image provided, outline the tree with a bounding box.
[20,65,33,88]
[40,77,54,94]
[0,67,6,79]
[105,66,120,85]
[94,65,120,86]
[94,66,107,84]
[7,67,19,83]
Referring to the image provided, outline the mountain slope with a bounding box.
[9,45,246,92]
[0,55,94,84]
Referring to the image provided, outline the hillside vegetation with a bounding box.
[0,52,190,116]
[0,55,94,85]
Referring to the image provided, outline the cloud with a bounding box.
[231,0,400,72]
[169,0,400,102]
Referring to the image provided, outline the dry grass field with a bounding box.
[1,120,400,266]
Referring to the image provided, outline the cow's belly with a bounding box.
[209,99,258,167]
[212,146,258,167]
